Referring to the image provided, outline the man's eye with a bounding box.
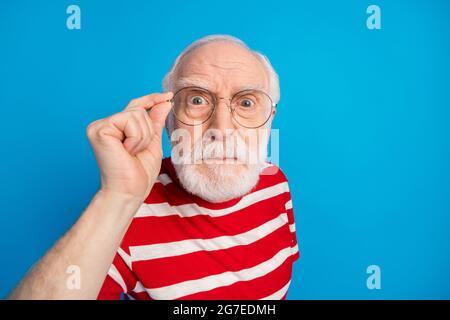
[190,96,206,105]
[240,99,254,108]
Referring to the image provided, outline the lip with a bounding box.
[202,157,243,164]
[207,157,238,160]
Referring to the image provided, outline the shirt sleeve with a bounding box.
[97,248,137,300]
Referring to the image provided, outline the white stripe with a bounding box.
[292,244,299,255]
[285,199,292,210]
[135,182,289,218]
[133,281,145,293]
[289,223,296,233]
[118,247,132,269]
[107,264,127,293]
[156,173,172,186]
[144,245,296,300]
[130,213,289,262]
[260,280,291,300]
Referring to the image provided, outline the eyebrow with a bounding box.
[174,77,212,91]
[236,83,266,92]
[174,77,266,93]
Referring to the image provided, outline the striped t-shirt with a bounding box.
[97,157,299,300]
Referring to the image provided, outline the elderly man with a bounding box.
[10,35,299,300]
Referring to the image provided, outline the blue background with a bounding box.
[1,0,449,299]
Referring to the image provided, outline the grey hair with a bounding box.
[162,34,280,104]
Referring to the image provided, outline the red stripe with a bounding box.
[131,225,293,288]
[97,275,123,300]
[178,255,295,300]
[122,192,290,247]
[97,157,298,300]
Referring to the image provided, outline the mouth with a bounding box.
[202,156,243,164]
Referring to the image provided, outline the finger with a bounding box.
[93,119,125,142]
[147,101,173,138]
[143,110,155,137]
[126,92,173,111]
[129,110,152,155]
[109,112,143,154]
[124,108,155,136]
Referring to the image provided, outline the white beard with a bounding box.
[173,162,263,203]
[170,126,269,203]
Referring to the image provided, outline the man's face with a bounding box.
[169,41,275,202]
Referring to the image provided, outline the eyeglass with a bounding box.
[170,86,276,129]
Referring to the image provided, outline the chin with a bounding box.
[173,161,263,203]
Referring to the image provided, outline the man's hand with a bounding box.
[9,92,174,300]
[86,92,173,202]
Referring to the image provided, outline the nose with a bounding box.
[206,98,237,138]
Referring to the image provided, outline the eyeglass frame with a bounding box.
[168,86,277,129]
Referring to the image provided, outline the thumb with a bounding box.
[148,97,173,137]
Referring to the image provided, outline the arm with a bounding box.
[9,190,140,300]
[9,91,173,300]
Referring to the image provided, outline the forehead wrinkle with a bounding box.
[174,77,269,98]
[175,51,269,94]
[203,60,253,71]
[174,75,266,95]
[188,56,262,77]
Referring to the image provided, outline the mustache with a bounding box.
[170,128,270,165]
[192,137,249,163]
